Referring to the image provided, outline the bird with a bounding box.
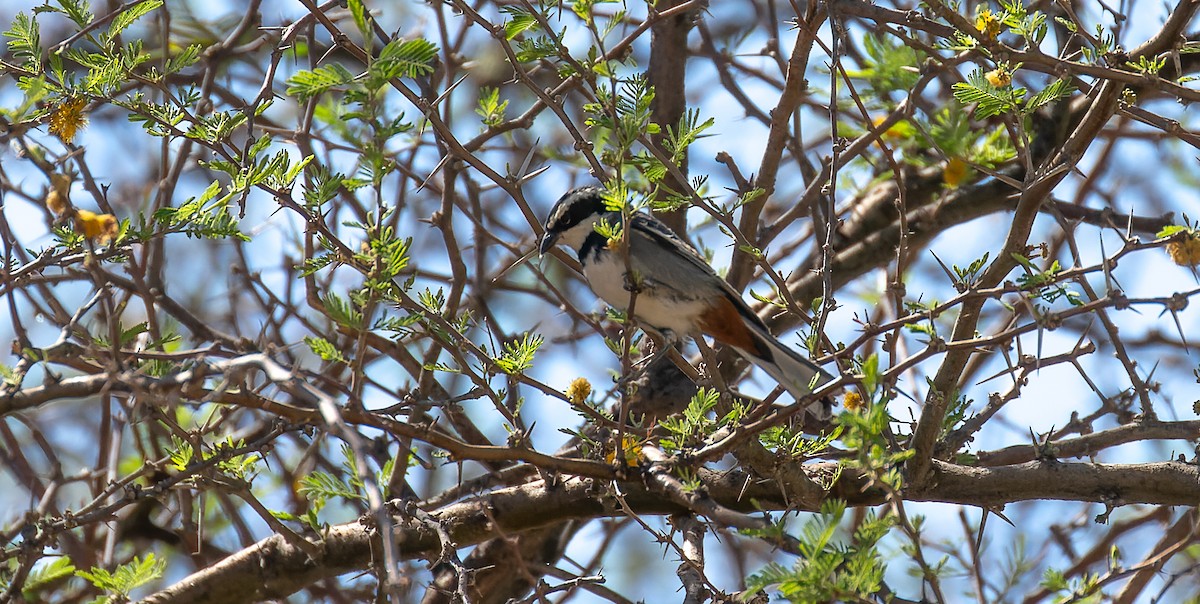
[539,185,834,416]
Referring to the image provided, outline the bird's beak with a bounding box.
[538,230,559,256]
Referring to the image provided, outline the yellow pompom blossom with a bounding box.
[75,209,119,245]
[985,68,1012,88]
[870,116,915,148]
[943,157,969,188]
[49,97,88,144]
[975,9,1002,41]
[46,173,72,216]
[843,391,865,412]
[1167,233,1200,266]
[604,435,644,467]
[565,377,592,405]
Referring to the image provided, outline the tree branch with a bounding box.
[141,459,1200,603]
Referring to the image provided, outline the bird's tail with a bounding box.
[734,324,835,419]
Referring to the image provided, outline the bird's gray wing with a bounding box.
[627,214,723,297]
[628,213,768,328]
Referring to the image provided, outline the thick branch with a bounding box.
[140,460,1200,604]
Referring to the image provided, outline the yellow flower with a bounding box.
[1167,233,1200,266]
[49,97,88,144]
[46,173,72,216]
[604,435,643,467]
[985,68,1011,87]
[943,157,969,188]
[843,391,865,412]
[76,209,119,245]
[975,9,1002,41]
[871,116,914,143]
[565,377,592,405]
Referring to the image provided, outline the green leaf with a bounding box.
[165,43,201,75]
[167,436,194,472]
[418,288,446,312]
[41,0,94,28]
[514,36,559,63]
[184,108,248,143]
[286,64,356,100]
[845,33,925,94]
[500,6,541,40]
[119,322,149,346]
[269,509,301,522]
[300,470,366,502]
[302,165,346,209]
[349,214,410,283]
[659,388,720,451]
[759,424,841,458]
[281,155,315,188]
[572,0,597,21]
[105,0,163,45]
[374,313,422,337]
[745,500,893,601]
[494,333,543,375]
[212,438,262,481]
[76,554,164,598]
[322,293,364,328]
[3,12,42,70]
[1040,568,1068,591]
[1053,16,1078,33]
[476,87,509,127]
[861,353,879,397]
[299,253,336,277]
[22,557,76,597]
[305,336,346,363]
[369,38,438,86]
[952,69,1023,118]
[153,180,248,241]
[1024,78,1074,112]
[347,0,371,41]
[0,364,18,387]
[663,108,714,164]
[1158,224,1189,238]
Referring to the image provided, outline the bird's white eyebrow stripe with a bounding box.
[548,206,567,227]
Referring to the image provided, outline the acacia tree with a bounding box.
[1,0,1199,602]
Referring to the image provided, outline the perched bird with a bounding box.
[539,186,834,415]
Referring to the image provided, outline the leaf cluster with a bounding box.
[744,500,894,603]
[952,69,1074,119]
[76,554,165,601]
[1012,254,1083,306]
[659,388,725,452]
[168,435,263,483]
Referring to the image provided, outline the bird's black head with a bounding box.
[538,186,611,255]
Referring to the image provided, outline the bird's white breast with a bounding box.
[583,251,707,336]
